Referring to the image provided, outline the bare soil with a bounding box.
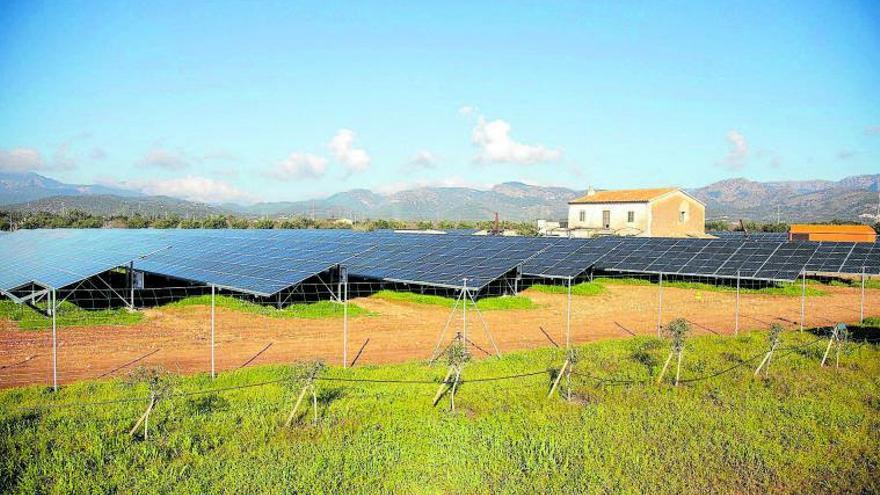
[1,284,876,389]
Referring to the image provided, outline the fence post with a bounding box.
[800,271,805,332]
[735,270,740,336]
[656,273,663,337]
[566,276,572,348]
[211,284,216,379]
[343,267,349,368]
[462,278,468,356]
[860,266,865,324]
[51,288,58,392]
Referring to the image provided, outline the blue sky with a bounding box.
[0,0,878,204]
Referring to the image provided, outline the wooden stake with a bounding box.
[129,395,156,438]
[432,367,454,406]
[285,384,310,427]
[312,385,318,424]
[547,359,570,399]
[449,368,461,412]
[656,351,674,385]
[821,328,838,367]
[674,350,683,386]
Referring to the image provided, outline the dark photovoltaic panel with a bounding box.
[135,230,371,296]
[840,243,880,274]
[520,237,624,278]
[346,234,560,289]
[709,231,789,242]
[0,229,169,292]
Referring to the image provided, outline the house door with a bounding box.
[602,210,611,229]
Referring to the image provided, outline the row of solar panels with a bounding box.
[1,229,879,297]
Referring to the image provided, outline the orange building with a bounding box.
[788,224,877,243]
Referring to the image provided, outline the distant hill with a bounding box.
[688,175,880,223]
[236,182,579,221]
[2,171,878,222]
[0,171,140,204]
[4,194,230,217]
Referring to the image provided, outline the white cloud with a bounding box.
[408,150,438,169]
[266,152,328,181]
[0,147,44,172]
[109,176,249,203]
[138,148,190,170]
[718,130,748,170]
[328,129,371,173]
[471,117,562,164]
[865,125,880,136]
[458,105,477,116]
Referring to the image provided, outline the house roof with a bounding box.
[568,187,678,204]
[789,224,876,235]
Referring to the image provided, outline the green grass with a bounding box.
[529,281,606,296]
[370,290,539,310]
[165,295,374,319]
[1,330,878,494]
[594,277,827,296]
[0,299,143,330]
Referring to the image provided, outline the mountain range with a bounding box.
[2,171,878,223]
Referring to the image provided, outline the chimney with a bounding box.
[587,186,596,196]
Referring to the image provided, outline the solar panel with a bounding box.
[0,229,169,292]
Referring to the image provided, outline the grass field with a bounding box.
[0,300,143,330]
[2,327,878,494]
[369,290,540,310]
[166,294,373,319]
[530,277,827,297]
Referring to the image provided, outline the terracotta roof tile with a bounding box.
[568,187,677,204]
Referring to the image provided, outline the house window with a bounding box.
[579,210,585,222]
[602,210,611,229]
[679,210,687,223]
[627,211,635,223]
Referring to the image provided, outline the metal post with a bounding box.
[566,277,572,348]
[800,272,805,332]
[129,261,135,309]
[860,267,866,324]
[656,273,663,337]
[51,288,58,392]
[462,278,468,352]
[210,284,216,379]
[343,268,349,368]
[735,270,740,336]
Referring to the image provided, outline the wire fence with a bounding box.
[1,271,877,390]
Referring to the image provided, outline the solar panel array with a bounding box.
[347,234,559,288]
[135,230,370,296]
[0,229,169,292]
[2,229,879,296]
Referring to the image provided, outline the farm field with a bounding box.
[0,280,878,389]
[1,329,878,494]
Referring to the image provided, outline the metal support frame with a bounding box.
[656,273,663,337]
[430,289,464,360]
[466,289,501,356]
[129,261,135,309]
[211,284,216,379]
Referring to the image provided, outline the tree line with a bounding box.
[2,209,877,235]
[0,209,541,235]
